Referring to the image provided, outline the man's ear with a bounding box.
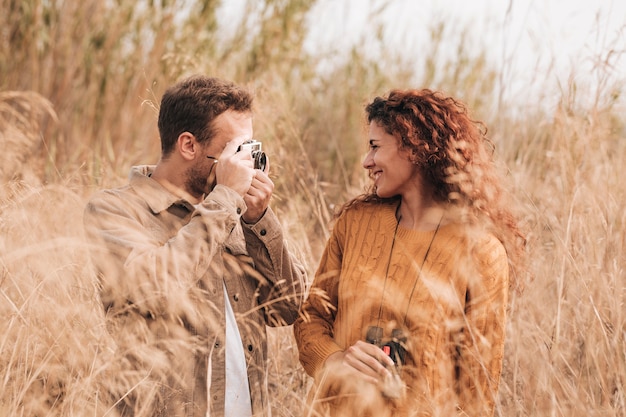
[177,132,198,161]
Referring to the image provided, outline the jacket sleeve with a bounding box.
[293,214,346,378]
[241,207,306,326]
[83,184,244,322]
[456,235,509,416]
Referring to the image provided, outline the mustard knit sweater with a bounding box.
[294,201,509,416]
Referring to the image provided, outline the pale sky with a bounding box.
[219,0,626,107]
[310,1,624,99]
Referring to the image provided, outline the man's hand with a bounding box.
[242,161,273,223]
[215,140,255,197]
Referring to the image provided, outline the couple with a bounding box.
[84,75,524,416]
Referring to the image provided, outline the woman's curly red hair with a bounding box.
[340,89,526,290]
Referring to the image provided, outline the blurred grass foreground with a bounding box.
[1,0,625,416]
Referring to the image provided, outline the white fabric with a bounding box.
[223,282,252,417]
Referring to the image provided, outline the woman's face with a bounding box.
[362,121,421,199]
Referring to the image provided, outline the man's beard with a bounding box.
[184,161,216,199]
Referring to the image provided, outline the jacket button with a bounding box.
[247,344,253,352]
[233,294,239,302]
[214,342,220,348]
[260,229,266,236]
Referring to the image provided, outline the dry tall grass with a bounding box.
[1,0,625,416]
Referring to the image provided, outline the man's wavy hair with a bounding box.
[340,89,525,288]
[157,75,253,156]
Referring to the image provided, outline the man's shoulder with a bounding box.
[86,183,136,207]
[85,166,153,208]
[83,177,153,223]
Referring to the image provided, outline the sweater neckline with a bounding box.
[380,202,453,241]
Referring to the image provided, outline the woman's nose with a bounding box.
[362,151,374,169]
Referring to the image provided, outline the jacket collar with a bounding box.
[128,165,194,214]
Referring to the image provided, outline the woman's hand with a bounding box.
[325,341,395,385]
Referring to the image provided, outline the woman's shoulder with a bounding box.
[330,199,398,236]
[437,221,506,257]
[465,226,508,265]
[337,199,397,222]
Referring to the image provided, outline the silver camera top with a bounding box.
[238,139,267,171]
[238,139,262,153]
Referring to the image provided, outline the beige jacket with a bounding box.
[84,165,305,417]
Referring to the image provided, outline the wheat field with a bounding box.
[1,1,624,416]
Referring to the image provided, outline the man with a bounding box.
[84,75,305,417]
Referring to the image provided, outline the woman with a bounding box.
[294,89,525,416]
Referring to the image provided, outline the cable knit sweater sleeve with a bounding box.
[456,233,509,416]
[293,212,347,377]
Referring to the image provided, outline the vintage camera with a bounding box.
[366,326,407,366]
[238,140,267,171]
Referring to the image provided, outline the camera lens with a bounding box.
[366,326,383,345]
[253,151,267,171]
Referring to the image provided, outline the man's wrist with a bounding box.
[204,184,246,218]
[242,208,267,224]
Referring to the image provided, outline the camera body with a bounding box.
[238,140,267,171]
[366,326,407,366]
